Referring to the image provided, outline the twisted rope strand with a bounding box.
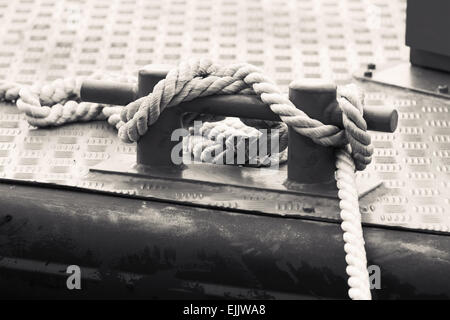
[0,73,138,130]
[0,76,285,166]
[117,59,371,169]
[336,147,372,300]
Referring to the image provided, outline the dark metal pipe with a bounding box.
[364,105,398,133]
[0,183,449,299]
[327,103,398,133]
[80,79,398,133]
[80,80,138,106]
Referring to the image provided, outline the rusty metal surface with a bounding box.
[1,182,449,299]
[0,0,449,233]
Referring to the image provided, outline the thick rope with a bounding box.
[185,118,288,166]
[117,59,372,171]
[0,73,136,130]
[0,59,373,300]
[336,147,372,300]
[0,73,287,166]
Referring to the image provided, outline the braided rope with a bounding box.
[0,79,281,167]
[0,59,373,300]
[0,73,136,130]
[185,118,288,166]
[118,59,372,171]
[336,147,372,300]
[337,85,373,171]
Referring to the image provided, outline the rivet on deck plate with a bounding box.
[437,85,449,94]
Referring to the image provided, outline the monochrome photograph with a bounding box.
[0,0,448,310]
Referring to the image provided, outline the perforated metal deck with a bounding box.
[0,0,449,233]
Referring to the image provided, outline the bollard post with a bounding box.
[80,68,397,177]
[288,81,338,184]
[136,65,182,167]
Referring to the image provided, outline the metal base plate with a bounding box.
[355,63,450,99]
[91,156,382,199]
[81,155,388,226]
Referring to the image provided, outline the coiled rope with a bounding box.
[0,58,373,300]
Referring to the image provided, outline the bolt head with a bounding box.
[437,85,449,94]
[364,70,373,78]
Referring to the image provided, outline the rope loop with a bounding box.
[117,58,373,171]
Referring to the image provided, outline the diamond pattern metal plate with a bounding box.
[0,0,449,233]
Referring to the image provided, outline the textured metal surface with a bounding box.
[0,0,449,233]
[0,0,408,86]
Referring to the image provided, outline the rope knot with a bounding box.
[0,59,374,172]
[117,59,373,171]
[337,84,373,170]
